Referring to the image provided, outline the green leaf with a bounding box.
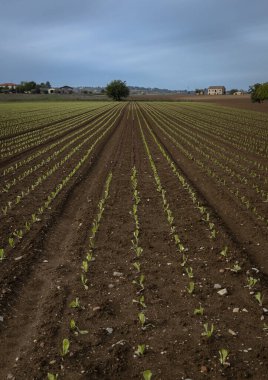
[135,344,145,356]
[219,348,229,365]
[61,338,70,356]
[143,370,152,380]
[47,373,58,380]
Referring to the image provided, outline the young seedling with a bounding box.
[186,282,195,294]
[247,276,258,288]
[180,253,188,267]
[220,246,228,257]
[0,248,4,261]
[13,229,23,239]
[70,319,88,335]
[9,237,15,248]
[219,348,229,366]
[255,292,264,306]
[136,246,143,257]
[47,373,58,380]
[61,338,70,356]
[201,323,214,338]
[133,274,145,291]
[230,262,241,273]
[25,221,31,231]
[194,304,204,316]
[185,266,194,279]
[135,344,146,356]
[133,261,141,272]
[143,370,152,380]
[69,297,81,309]
[133,295,146,308]
[138,312,146,328]
[81,260,88,273]
[210,229,216,239]
[178,243,185,253]
[81,274,88,290]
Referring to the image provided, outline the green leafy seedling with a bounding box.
[255,292,264,306]
[9,237,15,248]
[47,373,58,380]
[185,266,194,279]
[81,260,88,273]
[0,248,4,261]
[143,370,152,380]
[135,344,146,356]
[220,246,228,257]
[133,295,146,308]
[133,261,141,272]
[133,274,145,290]
[201,323,214,338]
[61,338,70,356]
[69,297,81,308]
[186,282,195,294]
[81,274,88,290]
[70,319,88,335]
[230,263,241,273]
[247,276,258,288]
[180,253,188,267]
[138,312,146,328]
[219,348,229,366]
[194,304,204,316]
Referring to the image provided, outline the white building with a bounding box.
[208,86,226,95]
[0,82,17,89]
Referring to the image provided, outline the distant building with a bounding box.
[233,91,243,96]
[58,86,73,94]
[208,86,226,95]
[0,82,17,89]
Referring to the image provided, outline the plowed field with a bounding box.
[0,101,268,380]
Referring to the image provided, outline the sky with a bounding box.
[1,0,268,90]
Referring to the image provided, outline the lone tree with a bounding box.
[106,80,129,101]
[249,82,268,103]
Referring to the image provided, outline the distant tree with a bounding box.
[45,81,51,88]
[229,88,239,95]
[249,83,263,103]
[195,88,204,95]
[106,80,129,101]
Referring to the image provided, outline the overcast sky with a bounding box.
[1,0,267,90]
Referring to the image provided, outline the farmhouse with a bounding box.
[0,82,17,90]
[58,86,73,94]
[208,86,226,95]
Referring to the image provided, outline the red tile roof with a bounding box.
[0,83,17,86]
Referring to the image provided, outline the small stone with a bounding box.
[0,316,4,322]
[106,327,113,334]
[228,329,237,336]
[93,306,101,312]
[214,284,222,289]
[233,308,239,313]
[7,374,15,380]
[113,271,123,277]
[263,308,268,314]
[43,260,48,263]
[219,269,225,273]
[14,256,23,261]
[108,284,114,289]
[217,288,228,296]
[242,308,248,313]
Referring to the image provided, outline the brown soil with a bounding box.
[0,102,268,380]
